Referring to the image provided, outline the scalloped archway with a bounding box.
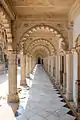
[21,24,63,41]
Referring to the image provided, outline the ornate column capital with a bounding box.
[7,50,17,66]
[71,46,80,54]
[76,46,80,53]
[66,50,72,55]
[59,51,66,56]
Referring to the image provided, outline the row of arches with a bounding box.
[0,6,13,73]
[1,2,80,113]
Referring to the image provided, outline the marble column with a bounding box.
[55,55,58,84]
[44,57,47,72]
[46,58,48,71]
[20,51,27,86]
[51,56,53,77]
[56,54,60,88]
[31,56,34,71]
[63,54,66,93]
[26,55,32,78]
[30,56,33,73]
[26,55,30,78]
[26,54,28,77]
[76,49,80,112]
[32,57,36,69]
[53,55,56,78]
[66,51,73,101]
[49,57,51,75]
[48,56,50,74]
[59,55,63,88]
[7,51,19,102]
[66,22,73,100]
[45,58,47,72]
[43,58,45,70]
[29,55,32,74]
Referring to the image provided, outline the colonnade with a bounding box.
[7,50,35,102]
[43,49,80,112]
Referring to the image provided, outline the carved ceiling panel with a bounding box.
[10,0,74,6]
[8,0,75,16]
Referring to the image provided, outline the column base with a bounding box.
[63,73,66,93]
[55,81,60,89]
[26,73,30,78]
[20,80,27,86]
[7,93,19,103]
[76,80,80,113]
[76,104,80,113]
[62,87,66,93]
[26,76,30,79]
[66,92,73,101]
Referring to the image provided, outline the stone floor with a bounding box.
[15,65,76,120]
[0,65,77,120]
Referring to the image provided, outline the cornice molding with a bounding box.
[18,14,68,22]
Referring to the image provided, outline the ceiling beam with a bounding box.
[0,0,15,20]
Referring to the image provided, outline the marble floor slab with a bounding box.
[15,65,76,120]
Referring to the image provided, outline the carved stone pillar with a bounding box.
[56,54,60,88]
[43,58,45,70]
[7,51,19,102]
[26,55,30,77]
[44,57,47,72]
[66,51,73,101]
[20,51,27,86]
[45,58,48,72]
[55,55,58,84]
[63,54,66,93]
[51,56,53,77]
[26,54,28,77]
[31,56,34,71]
[68,22,73,49]
[48,56,50,74]
[49,57,51,75]
[32,57,36,69]
[46,58,48,72]
[59,55,63,88]
[30,56,33,73]
[76,48,80,112]
[29,55,32,74]
[53,55,56,78]
[26,55,32,78]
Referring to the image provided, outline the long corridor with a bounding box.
[16,65,76,120]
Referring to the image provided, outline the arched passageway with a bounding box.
[37,57,44,65]
[1,0,80,119]
[37,57,41,64]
